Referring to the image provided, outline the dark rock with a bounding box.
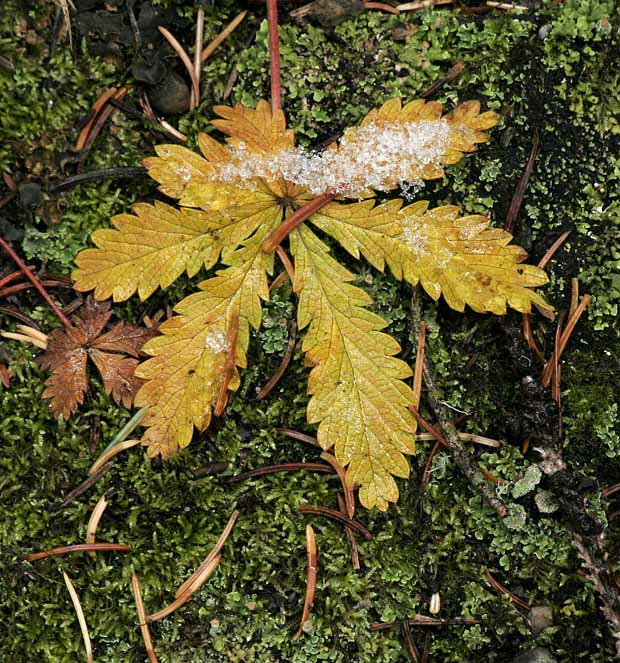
[18,182,42,210]
[511,647,557,663]
[148,69,190,115]
[290,0,365,27]
[132,52,166,85]
[528,606,554,635]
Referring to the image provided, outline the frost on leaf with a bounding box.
[72,97,552,508]
[37,298,157,419]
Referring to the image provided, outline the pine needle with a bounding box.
[62,571,94,663]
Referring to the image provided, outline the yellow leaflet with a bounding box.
[134,219,277,458]
[290,224,416,511]
[72,197,276,302]
[340,98,500,184]
[311,200,552,315]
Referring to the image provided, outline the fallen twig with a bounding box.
[26,543,132,562]
[293,524,318,640]
[63,571,94,663]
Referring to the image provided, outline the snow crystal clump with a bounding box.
[210,121,452,198]
[205,330,227,354]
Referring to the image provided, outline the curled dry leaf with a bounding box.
[36,297,158,419]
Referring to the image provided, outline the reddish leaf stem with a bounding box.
[484,568,530,611]
[26,543,132,562]
[0,236,72,329]
[214,312,240,416]
[266,0,282,112]
[537,230,571,270]
[262,193,337,253]
[504,130,538,233]
[256,319,297,400]
[279,428,320,447]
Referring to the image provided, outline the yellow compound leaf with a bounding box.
[290,224,416,511]
[73,198,276,302]
[134,221,277,458]
[311,200,552,315]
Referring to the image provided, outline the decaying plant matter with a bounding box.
[72,95,552,510]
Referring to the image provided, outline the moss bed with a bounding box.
[1,0,619,661]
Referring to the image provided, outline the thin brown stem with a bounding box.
[279,428,320,447]
[61,461,115,507]
[409,405,450,449]
[192,6,205,109]
[371,615,480,631]
[537,230,571,270]
[299,505,373,540]
[412,321,426,408]
[364,1,400,12]
[0,236,72,329]
[262,193,337,253]
[266,0,282,111]
[26,543,132,561]
[522,313,545,363]
[484,568,530,611]
[337,493,360,570]
[201,11,247,63]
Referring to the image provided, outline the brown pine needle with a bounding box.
[201,11,248,63]
[61,462,115,507]
[88,439,141,476]
[338,493,360,570]
[299,505,373,540]
[409,405,450,449]
[320,452,355,518]
[371,615,480,630]
[158,26,200,107]
[550,311,566,402]
[62,571,94,663]
[86,494,108,557]
[279,428,320,447]
[269,270,290,292]
[415,432,500,448]
[293,524,318,640]
[504,131,539,233]
[176,510,239,598]
[569,277,579,318]
[396,0,452,9]
[76,87,118,151]
[537,230,571,270]
[26,543,132,561]
[401,620,422,662]
[542,294,591,387]
[421,61,465,99]
[421,441,442,488]
[147,554,221,622]
[80,88,129,157]
[227,462,334,484]
[487,1,529,9]
[484,568,530,611]
[192,6,205,109]
[159,120,188,142]
[412,321,426,408]
[256,319,297,400]
[214,312,240,416]
[364,1,401,13]
[522,313,545,363]
[0,236,72,329]
[0,330,47,349]
[131,575,160,663]
[0,269,25,289]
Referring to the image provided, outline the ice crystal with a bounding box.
[212,121,451,197]
[205,330,227,353]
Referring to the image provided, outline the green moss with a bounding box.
[1,0,619,661]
